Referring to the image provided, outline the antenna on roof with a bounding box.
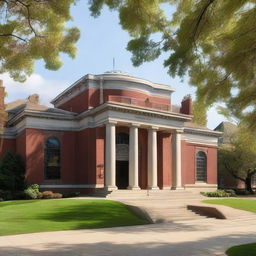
[113,58,115,71]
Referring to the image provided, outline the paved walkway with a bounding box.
[1,217,256,256]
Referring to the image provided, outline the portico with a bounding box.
[104,120,183,191]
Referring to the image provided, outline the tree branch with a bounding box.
[224,162,246,182]
[15,0,39,37]
[0,33,27,42]
[193,0,215,41]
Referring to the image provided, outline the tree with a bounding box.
[0,151,25,191]
[218,126,256,194]
[0,0,80,82]
[89,0,256,129]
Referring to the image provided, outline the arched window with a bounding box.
[196,151,207,182]
[45,137,61,179]
[116,133,129,145]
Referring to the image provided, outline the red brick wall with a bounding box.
[22,129,77,185]
[181,140,218,185]
[104,89,170,105]
[0,138,16,159]
[57,88,171,113]
[16,131,26,166]
[157,132,172,188]
[58,90,89,113]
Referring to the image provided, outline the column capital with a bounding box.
[174,129,184,134]
[105,120,118,126]
[148,125,159,131]
[129,123,140,128]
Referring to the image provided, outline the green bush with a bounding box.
[0,190,13,200]
[24,184,41,199]
[62,192,80,198]
[235,189,251,196]
[201,189,236,197]
[12,191,26,200]
[0,151,25,191]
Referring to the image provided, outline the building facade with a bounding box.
[0,72,221,192]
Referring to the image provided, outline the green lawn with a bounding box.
[203,199,256,213]
[226,243,256,256]
[0,199,149,236]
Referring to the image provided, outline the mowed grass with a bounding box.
[0,199,149,236]
[226,243,256,256]
[203,199,256,213]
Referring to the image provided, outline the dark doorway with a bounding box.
[116,161,129,189]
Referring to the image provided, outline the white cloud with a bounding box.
[0,73,69,107]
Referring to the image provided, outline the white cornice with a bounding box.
[2,102,193,138]
[51,73,174,107]
[184,127,222,137]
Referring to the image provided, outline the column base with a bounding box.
[127,186,141,190]
[171,186,185,190]
[147,186,159,190]
[105,186,118,191]
[161,186,171,190]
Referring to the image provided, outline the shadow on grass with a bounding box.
[0,200,38,208]
[34,200,149,229]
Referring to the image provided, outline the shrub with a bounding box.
[53,193,62,199]
[0,190,13,200]
[201,189,236,197]
[62,192,80,198]
[42,191,54,199]
[24,184,40,199]
[0,151,25,191]
[12,191,26,200]
[37,192,43,199]
[224,189,236,197]
[235,189,251,196]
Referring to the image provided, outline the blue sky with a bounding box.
[1,1,226,129]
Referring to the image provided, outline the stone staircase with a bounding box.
[91,189,213,222]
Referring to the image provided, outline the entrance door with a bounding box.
[116,161,129,189]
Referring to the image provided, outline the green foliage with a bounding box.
[89,0,256,130]
[201,189,235,197]
[0,0,80,81]
[0,151,25,191]
[24,184,40,199]
[192,99,208,126]
[62,191,80,198]
[218,125,256,193]
[0,199,149,236]
[226,243,256,256]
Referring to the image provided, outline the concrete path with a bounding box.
[1,217,256,256]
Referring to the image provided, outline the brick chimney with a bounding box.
[180,95,192,115]
[27,94,39,104]
[0,80,7,129]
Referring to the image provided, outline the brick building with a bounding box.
[0,72,221,193]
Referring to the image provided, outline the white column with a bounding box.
[105,122,117,191]
[147,127,159,190]
[128,124,140,190]
[172,130,183,189]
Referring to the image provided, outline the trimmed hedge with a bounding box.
[201,189,236,197]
